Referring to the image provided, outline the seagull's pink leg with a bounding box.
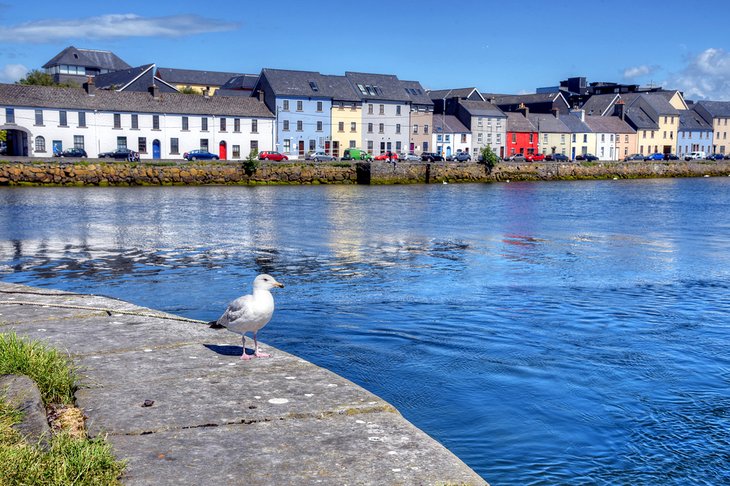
[253,332,270,359]
[240,335,253,360]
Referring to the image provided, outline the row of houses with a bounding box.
[1,46,729,161]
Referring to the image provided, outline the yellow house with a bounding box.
[529,113,571,156]
[331,101,362,158]
[623,93,680,155]
[155,67,243,95]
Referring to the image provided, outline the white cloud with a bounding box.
[0,63,27,82]
[623,64,659,80]
[0,14,239,43]
[667,48,730,101]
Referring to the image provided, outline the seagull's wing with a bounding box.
[216,295,256,329]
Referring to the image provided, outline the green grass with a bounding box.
[0,333,125,484]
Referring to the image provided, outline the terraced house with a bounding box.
[0,82,273,160]
[694,101,730,155]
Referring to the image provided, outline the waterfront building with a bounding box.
[432,115,471,158]
[453,100,507,158]
[562,111,595,159]
[402,80,434,155]
[584,115,636,160]
[0,82,273,160]
[528,113,571,157]
[328,75,363,158]
[504,111,538,157]
[43,46,130,86]
[677,108,713,157]
[694,101,730,155]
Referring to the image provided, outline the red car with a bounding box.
[526,153,545,162]
[258,151,288,161]
[374,152,399,161]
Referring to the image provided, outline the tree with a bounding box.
[179,86,198,95]
[17,69,76,87]
[479,145,499,173]
[0,130,6,143]
[243,149,260,175]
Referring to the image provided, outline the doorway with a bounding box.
[219,141,227,160]
[153,139,161,159]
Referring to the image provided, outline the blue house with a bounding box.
[254,68,333,158]
[678,108,713,158]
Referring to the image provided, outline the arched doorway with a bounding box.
[0,125,30,157]
[219,141,227,160]
[152,140,161,159]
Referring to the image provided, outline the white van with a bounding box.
[685,151,706,160]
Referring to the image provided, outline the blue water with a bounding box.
[2,179,730,485]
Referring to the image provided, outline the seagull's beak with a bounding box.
[274,282,285,288]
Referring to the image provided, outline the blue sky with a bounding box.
[1,0,729,100]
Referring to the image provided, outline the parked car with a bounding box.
[0,142,7,155]
[664,153,679,160]
[421,152,444,162]
[685,151,706,160]
[525,153,545,162]
[341,148,372,161]
[546,153,569,162]
[576,153,599,161]
[725,154,730,160]
[98,148,140,161]
[183,149,218,161]
[258,151,288,161]
[643,153,665,161]
[453,152,472,162]
[399,153,421,162]
[374,152,399,161]
[305,151,336,162]
[54,148,87,158]
[507,154,527,162]
[624,154,644,161]
[708,153,725,160]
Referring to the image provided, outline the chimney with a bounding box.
[517,102,529,118]
[551,108,559,119]
[614,99,625,120]
[489,96,496,104]
[203,87,210,99]
[257,90,264,102]
[570,108,585,122]
[148,84,160,99]
[83,76,96,96]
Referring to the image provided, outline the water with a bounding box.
[1,179,730,485]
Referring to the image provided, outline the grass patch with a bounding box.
[0,333,125,484]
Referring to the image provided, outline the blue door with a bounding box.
[153,140,161,159]
[52,140,63,155]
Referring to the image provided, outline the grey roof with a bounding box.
[0,83,274,118]
[433,115,469,133]
[695,100,730,117]
[156,67,242,87]
[622,92,679,116]
[401,80,433,106]
[344,72,410,102]
[581,94,620,116]
[320,75,360,102]
[219,74,259,91]
[92,64,174,92]
[42,46,131,71]
[560,114,592,133]
[482,91,568,106]
[527,113,570,133]
[505,112,537,132]
[584,115,636,134]
[679,109,713,131]
[259,68,332,98]
[427,87,483,101]
[459,100,506,118]
[624,105,658,130]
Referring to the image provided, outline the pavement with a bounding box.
[0,282,487,485]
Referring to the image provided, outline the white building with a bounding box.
[0,82,274,160]
[432,115,472,157]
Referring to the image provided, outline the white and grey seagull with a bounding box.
[211,274,284,360]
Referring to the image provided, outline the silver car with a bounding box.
[305,151,336,162]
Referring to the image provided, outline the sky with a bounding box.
[1,0,730,100]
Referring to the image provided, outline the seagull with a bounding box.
[211,274,284,360]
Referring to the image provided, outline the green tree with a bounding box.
[243,149,260,175]
[0,130,6,143]
[179,86,198,95]
[17,69,76,87]
[479,145,499,173]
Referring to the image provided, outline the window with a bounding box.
[170,138,179,154]
[59,110,67,127]
[202,117,208,131]
[625,135,628,143]
[396,141,402,151]
[349,140,356,148]
[5,108,14,123]
[130,114,139,129]
[316,121,323,132]
[396,106,401,116]
[600,134,605,142]
[113,113,121,129]
[368,104,373,115]
[251,119,257,133]
[651,131,655,139]
[74,135,84,149]
[445,135,450,142]
[572,134,576,142]
[437,134,443,142]
[379,104,384,115]
[350,122,356,132]
[283,120,290,131]
[379,123,384,134]
[232,145,240,158]
[200,139,209,151]
[138,137,147,153]
[296,100,303,111]
[34,136,46,152]
[316,101,323,112]
[512,133,516,143]
[182,116,189,131]
[461,134,467,143]
[282,100,289,111]
[424,125,429,134]
[561,134,565,143]
[396,124,401,134]
[583,134,587,143]
[413,124,419,134]
[234,118,241,132]
[309,139,316,151]
[117,136,127,149]
[220,118,226,132]
[250,140,258,154]
[663,131,666,139]
[297,120,303,131]
[153,115,160,130]
[35,109,43,126]
[478,133,483,143]
[338,122,344,132]
[367,140,373,152]
[477,117,483,128]
[367,123,373,133]
[283,139,291,152]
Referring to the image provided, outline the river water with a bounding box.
[1,179,729,485]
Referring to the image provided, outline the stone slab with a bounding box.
[0,374,52,449]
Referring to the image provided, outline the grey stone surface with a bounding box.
[0,282,487,485]
[0,374,52,449]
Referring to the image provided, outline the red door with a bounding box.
[219,141,227,160]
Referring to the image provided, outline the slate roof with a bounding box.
[622,92,679,116]
[219,74,260,91]
[560,114,592,133]
[401,80,433,106]
[505,112,537,133]
[482,91,567,106]
[344,72,410,102]
[0,83,274,117]
[581,94,620,116]
[679,109,713,131]
[584,115,636,134]
[156,67,242,87]
[433,115,469,134]
[92,65,177,94]
[320,75,361,102]
[258,68,332,98]
[695,100,730,117]
[459,100,506,118]
[624,106,658,130]
[527,113,570,133]
[427,87,483,101]
[42,46,130,71]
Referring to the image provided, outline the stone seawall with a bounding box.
[2,159,730,186]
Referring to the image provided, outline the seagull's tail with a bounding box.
[208,320,226,329]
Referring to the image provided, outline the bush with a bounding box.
[479,145,499,173]
[243,149,260,175]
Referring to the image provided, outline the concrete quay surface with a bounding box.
[0,282,487,485]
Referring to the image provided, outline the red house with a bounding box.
[505,111,538,157]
